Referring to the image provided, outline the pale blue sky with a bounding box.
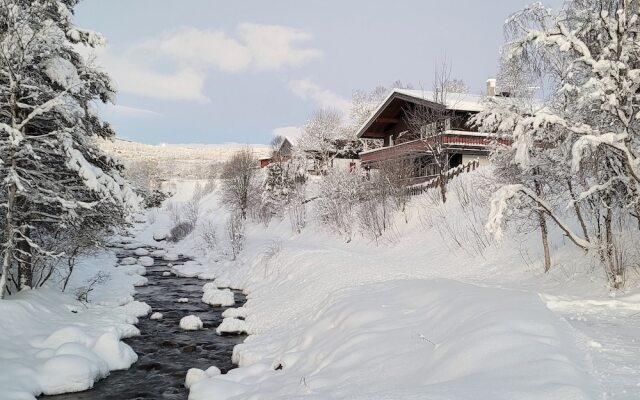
[75,0,561,145]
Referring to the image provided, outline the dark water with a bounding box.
[43,245,246,400]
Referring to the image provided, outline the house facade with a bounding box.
[357,83,506,182]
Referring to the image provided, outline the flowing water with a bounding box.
[44,244,246,400]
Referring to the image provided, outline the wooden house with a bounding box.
[357,82,507,183]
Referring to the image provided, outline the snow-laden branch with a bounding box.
[487,184,595,250]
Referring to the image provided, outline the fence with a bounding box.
[406,159,480,197]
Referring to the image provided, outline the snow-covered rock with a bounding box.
[162,272,172,277]
[163,252,179,261]
[153,229,170,242]
[185,368,208,389]
[134,248,149,256]
[180,315,203,331]
[91,332,138,370]
[150,312,163,321]
[119,257,137,266]
[177,298,189,303]
[222,307,248,319]
[216,317,247,335]
[151,249,167,257]
[138,256,154,267]
[202,288,235,307]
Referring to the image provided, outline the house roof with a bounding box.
[356,89,487,139]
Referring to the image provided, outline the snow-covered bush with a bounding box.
[316,169,364,241]
[169,222,195,243]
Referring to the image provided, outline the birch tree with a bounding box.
[476,0,640,287]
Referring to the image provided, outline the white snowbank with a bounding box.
[216,317,247,335]
[191,280,597,399]
[0,287,140,399]
[202,288,235,307]
[180,315,203,331]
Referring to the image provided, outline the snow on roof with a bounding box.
[356,88,488,138]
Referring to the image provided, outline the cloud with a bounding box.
[288,79,351,114]
[80,23,321,102]
[106,104,161,118]
[140,23,322,72]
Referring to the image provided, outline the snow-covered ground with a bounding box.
[0,246,153,399]
[135,172,640,400]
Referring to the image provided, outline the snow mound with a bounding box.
[202,288,235,307]
[180,315,203,331]
[119,257,137,266]
[134,248,149,256]
[185,366,222,389]
[213,278,231,289]
[150,312,163,320]
[216,317,247,335]
[163,252,179,261]
[153,229,170,241]
[132,276,148,287]
[222,307,248,319]
[190,280,598,400]
[91,332,138,370]
[37,354,107,395]
[138,256,154,267]
[151,249,167,257]
[162,272,172,277]
[177,298,189,303]
[117,301,151,318]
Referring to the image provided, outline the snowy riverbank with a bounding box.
[134,175,640,399]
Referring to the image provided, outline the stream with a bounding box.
[44,243,246,400]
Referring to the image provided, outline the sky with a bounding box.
[75,0,562,145]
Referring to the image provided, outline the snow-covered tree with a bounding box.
[476,0,640,287]
[0,0,137,297]
[220,148,260,220]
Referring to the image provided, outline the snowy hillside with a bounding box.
[129,170,640,400]
[100,138,271,180]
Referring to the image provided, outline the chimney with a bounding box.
[486,79,497,97]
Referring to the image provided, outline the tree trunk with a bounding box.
[0,183,17,299]
[17,226,32,290]
[567,178,590,241]
[534,178,552,272]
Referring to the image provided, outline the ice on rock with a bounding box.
[150,312,163,320]
[202,288,235,307]
[180,315,203,331]
[134,248,149,256]
[119,257,137,266]
[138,256,154,267]
[216,317,247,335]
[153,229,170,241]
